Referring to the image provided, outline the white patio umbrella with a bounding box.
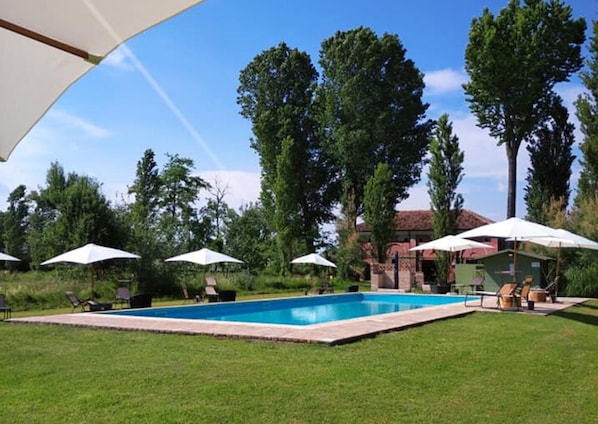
[408,235,493,253]
[409,235,493,284]
[291,253,337,268]
[165,248,244,266]
[0,0,206,161]
[518,228,598,299]
[0,251,21,261]
[456,217,558,280]
[41,243,140,294]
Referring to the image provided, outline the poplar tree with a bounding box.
[525,95,575,224]
[427,114,464,283]
[575,20,598,203]
[363,162,396,263]
[464,0,585,218]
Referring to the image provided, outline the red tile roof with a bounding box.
[356,209,494,232]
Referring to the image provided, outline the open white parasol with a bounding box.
[0,0,206,161]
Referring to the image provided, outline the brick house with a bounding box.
[356,209,499,287]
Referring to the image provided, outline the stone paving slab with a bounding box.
[8,296,589,345]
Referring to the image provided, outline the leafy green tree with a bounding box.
[3,184,30,267]
[363,162,396,263]
[525,95,575,224]
[237,42,338,266]
[575,20,598,204]
[274,137,301,274]
[318,26,432,231]
[225,203,274,271]
[159,154,210,254]
[464,0,585,218]
[427,114,464,283]
[27,162,123,266]
[127,149,163,288]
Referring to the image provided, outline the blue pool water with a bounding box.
[108,293,466,326]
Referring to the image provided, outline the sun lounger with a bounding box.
[464,282,519,309]
[205,286,219,303]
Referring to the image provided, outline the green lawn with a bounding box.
[1,301,597,424]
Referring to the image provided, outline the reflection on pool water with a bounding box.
[108,293,466,326]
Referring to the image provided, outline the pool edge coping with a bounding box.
[7,295,588,345]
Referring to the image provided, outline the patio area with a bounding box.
[8,295,589,345]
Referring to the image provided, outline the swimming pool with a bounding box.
[108,293,467,326]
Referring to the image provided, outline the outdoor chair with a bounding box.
[181,283,201,303]
[464,282,519,310]
[534,277,558,303]
[205,277,217,287]
[115,286,131,308]
[514,276,533,310]
[65,291,94,312]
[0,294,11,320]
[205,286,219,303]
[322,280,334,294]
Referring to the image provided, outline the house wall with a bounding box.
[478,252,548,291]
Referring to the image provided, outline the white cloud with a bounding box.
[423,69,469,96]
[47,109,111,139]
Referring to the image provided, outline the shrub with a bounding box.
[564,264,598,297]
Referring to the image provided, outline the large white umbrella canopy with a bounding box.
[518,228,598,250]
[41,243,140,265]
[457,217,559,241]
[291,253,337,268]
[0,0,206,161]
[457,217,559,281]
[165,248,244,266]
[518,228,598,299]
[41,243,140,295]
[409,235,493,252]
[0,251,21,261]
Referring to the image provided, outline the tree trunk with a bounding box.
[506,143,518,218]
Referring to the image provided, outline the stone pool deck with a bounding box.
[8,295,590,345]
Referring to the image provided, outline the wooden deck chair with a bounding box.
[464,282,519,309]
[205,285,219,303]
[65,291,93,312]
[514,276,533,310]
[205,277,217,287]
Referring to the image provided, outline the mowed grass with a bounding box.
[1,301,597,424]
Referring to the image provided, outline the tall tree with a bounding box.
[201,177,233,248]
[427,114,464,283]
[318,26,432,231]
[237,42,337,262]
[464,0,585,218]
[525,95,575,224]
[127,149,162,285]
[363,162,396,263]
[225,203,274,271]
[159,153,210,254]
[3,184,30,266]
[575,20,598,204]
[27,162,122,266]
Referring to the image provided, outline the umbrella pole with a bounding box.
[89,265,95,299]
[513,240,518,282]
[555,244,561,301]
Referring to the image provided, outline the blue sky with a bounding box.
[0,0,596,223]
